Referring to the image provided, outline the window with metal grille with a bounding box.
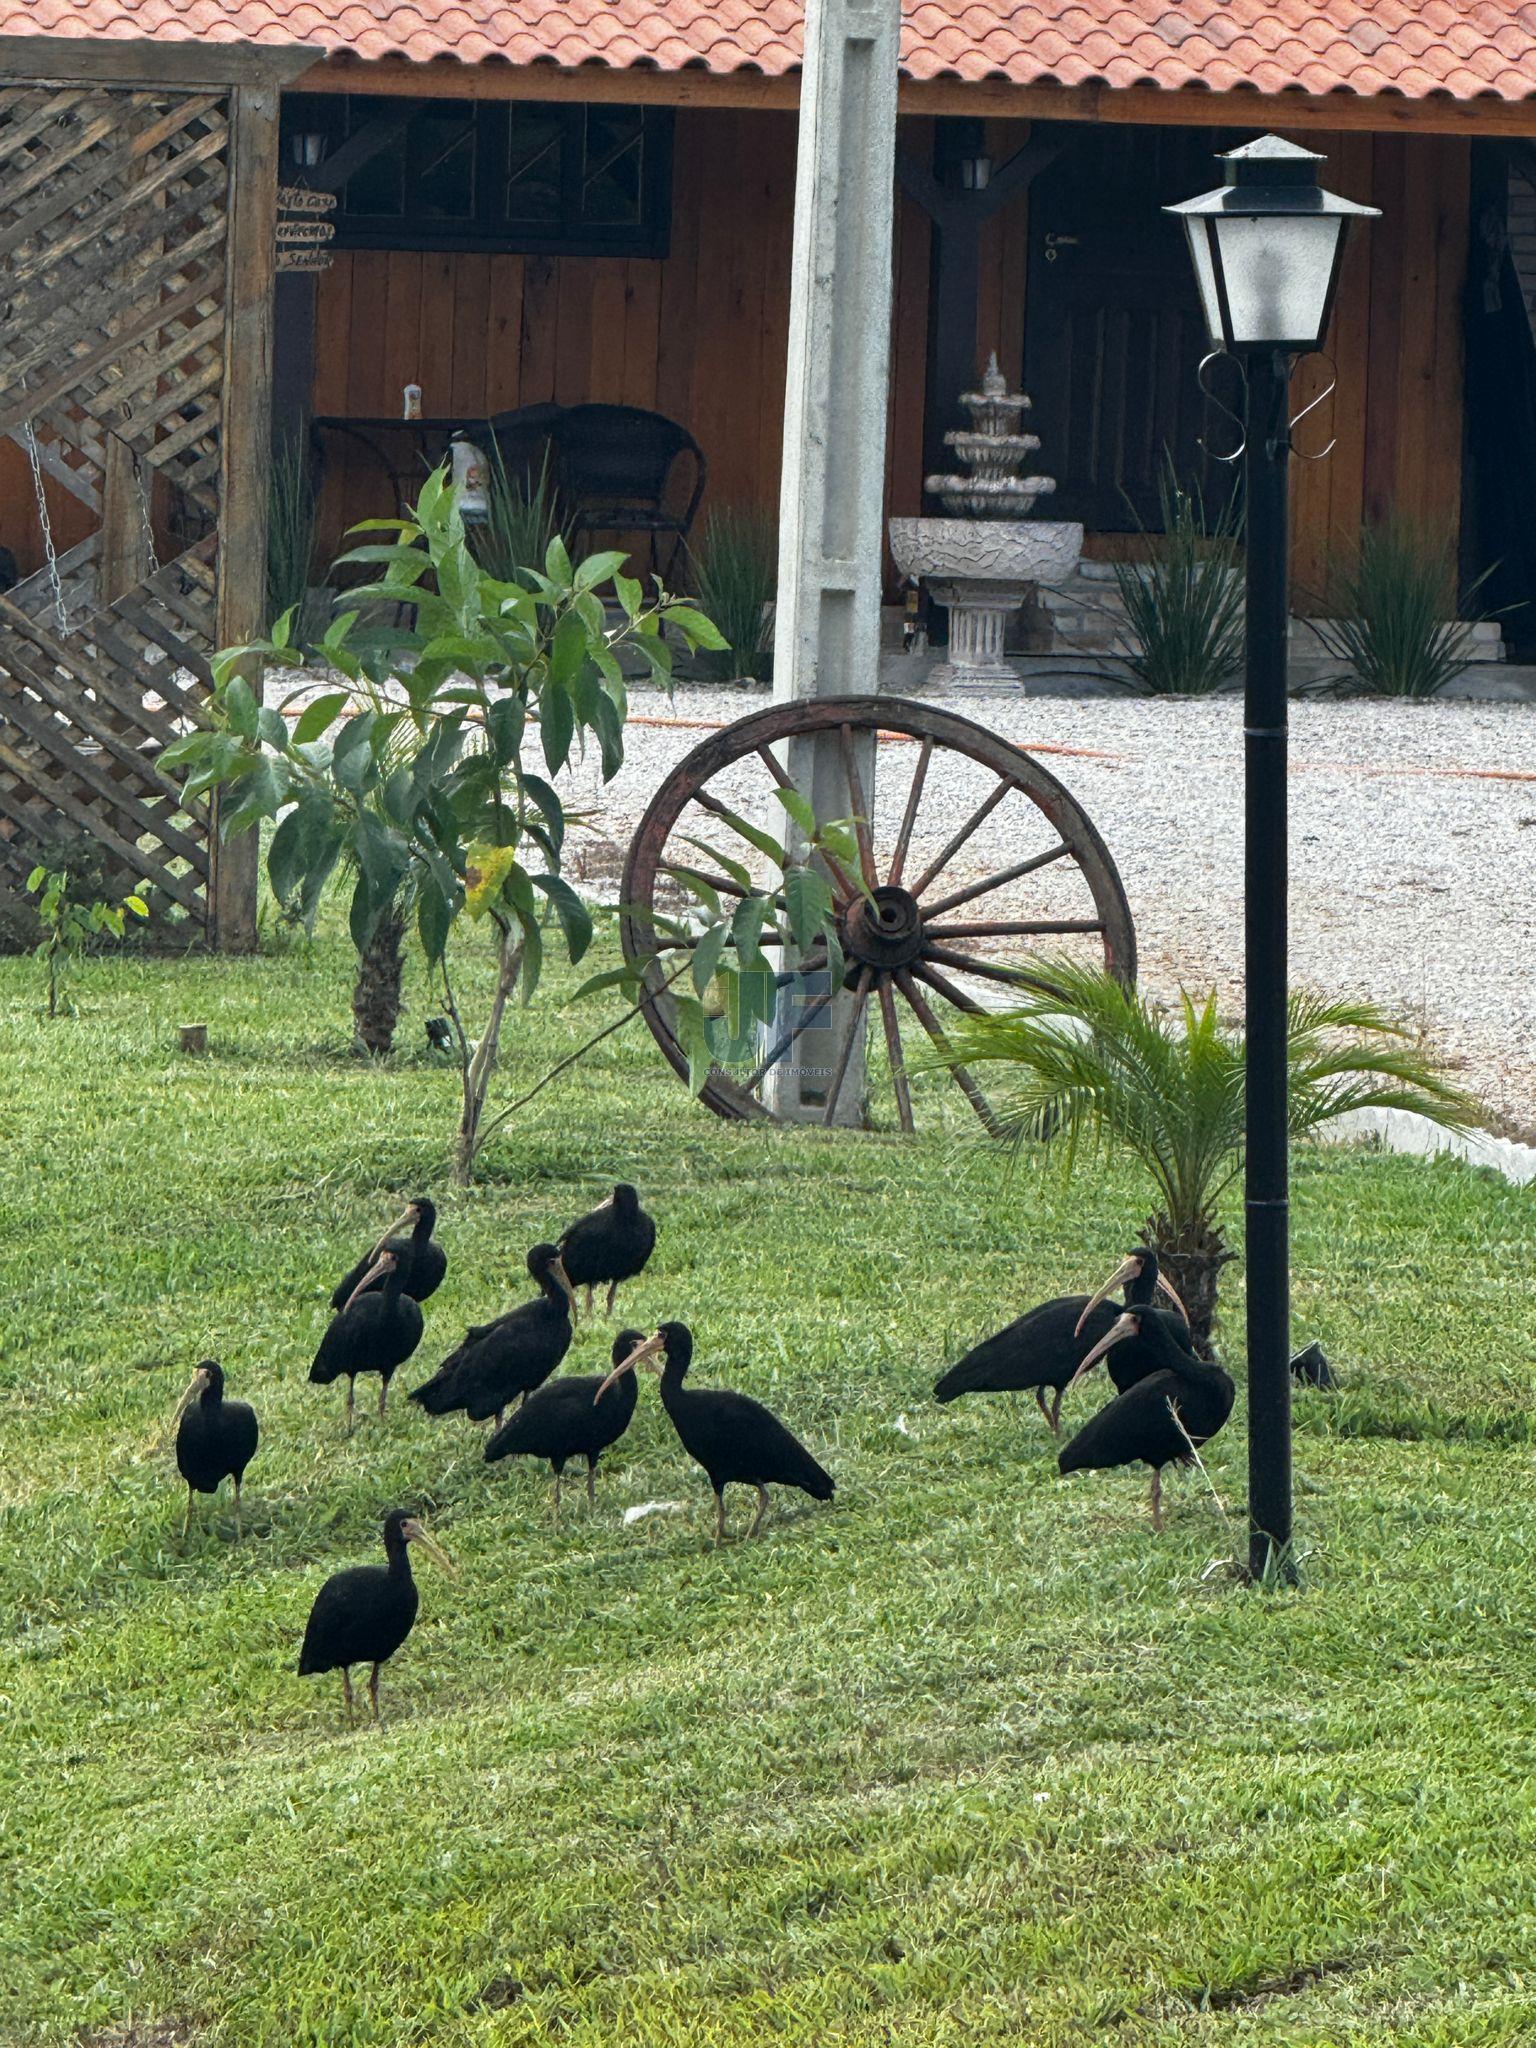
[281,96,674,258]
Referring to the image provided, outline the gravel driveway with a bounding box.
[559,687,1536,1134]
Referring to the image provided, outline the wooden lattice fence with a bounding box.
[0,71,278,946]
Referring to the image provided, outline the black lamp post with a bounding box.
[1166,138,1377,1579]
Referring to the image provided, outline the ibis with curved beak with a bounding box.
[309,1249,424,1430]
[410,1243,576,1428]
[484,1328,644,1514]
[596,1322,834,1547]
[330,1195,446,1309]
[933,1248,1187,1434]
[298,1509,456,1725]
[173,1360,259,1538]
[1072,1251,1191,1393]
[1057,1305,1234,1530]
[559,1183,656,1318]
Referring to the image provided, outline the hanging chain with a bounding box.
[22,422,70,638]
[131,443,161,580]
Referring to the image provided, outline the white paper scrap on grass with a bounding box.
[623,1500,690,1526]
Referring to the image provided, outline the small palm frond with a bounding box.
[937,960,1476,1241]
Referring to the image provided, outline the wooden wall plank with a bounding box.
[484,254,525,414]
[587,255,630,400]
[520,254,561,403]
[621,256,663,411]
[448,250,491,414]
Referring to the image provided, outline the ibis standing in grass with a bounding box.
[309,1250,424,1430]
[1057,1304,1234,1530]
[411,1243,576,1428]
[596,1322,833,1545]
[559,1184,656,1317]
[933,1248,1187,1434]
[298,1509,455,1724]
[330,1196,446,1309]
[174,1360,258,1538]
[485,1329,645,1514]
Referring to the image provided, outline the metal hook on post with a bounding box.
[1286,352,1339,462]
[1195,350,1248,464]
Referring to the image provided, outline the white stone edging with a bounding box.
[1321,1107,1536,1186]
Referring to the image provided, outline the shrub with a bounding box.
[1102,458,1244,697]
[688,505,777,681]
[1305,520,1493,700]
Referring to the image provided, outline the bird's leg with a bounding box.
[182,1484,194,1540]
[368,1664,381,1724]
[1048,1388,1064,1436]
[552,1468,562,1523]
[1034,1388,1051,1429]
[584,1284,594,1318]
[346,1377,356,1434]
[747,1484,770,1540]
[341,1668,354,1726]
[1149,1466,1164,1533]
[713,1490,727,1549]
[378,1377,388,1420]
[234,1478,243,1541]
[586,1459,597,1511]
[605,1279,619,1317]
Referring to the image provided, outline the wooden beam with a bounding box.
[210,79,280,953]
[0,36,313,89]
[288,56,1536,141]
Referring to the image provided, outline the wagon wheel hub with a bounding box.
[843,884,925,971]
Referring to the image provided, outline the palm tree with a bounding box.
[942,960,1475,1353]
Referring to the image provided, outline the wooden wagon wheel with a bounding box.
[618,695,1136,1131]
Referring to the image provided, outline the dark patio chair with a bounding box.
[479,401,565,490]
[554,404,707,577]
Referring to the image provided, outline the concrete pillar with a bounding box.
[768,0,901,1121]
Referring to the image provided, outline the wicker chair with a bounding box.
[554,404,707,577]
[479,402,565,489]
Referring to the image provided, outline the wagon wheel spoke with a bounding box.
[837,722,879,890]
[922,943,1054,993]
[888,733,933,887]
[876,974,915,1133]
[906,776,1013,900]
[923,916,1107,941]
[744,985,836,1093]
[822,966,874,1126]
[753,744,860,904]
[912,958,988,1016]
[894,968,1004,1138]
[659,859,757,904]
[920,842,1075,920]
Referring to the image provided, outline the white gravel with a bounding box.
[557,687,1536,1135]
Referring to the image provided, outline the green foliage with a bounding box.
[1105,457,1245,696]
[939,958,1477,1246]
[1306,518,1494,699]
[25,864,146,1017]
[469,440,567,587]
[688,503,777,679]
[3,931,1536,2046]
[265,429,318,641]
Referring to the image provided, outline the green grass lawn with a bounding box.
[2,931,1534,2047]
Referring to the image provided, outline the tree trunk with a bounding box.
[1141,1211,1236,1360]
[452,922,523,1185]
[352,902,406,1057]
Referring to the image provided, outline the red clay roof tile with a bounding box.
[4,0,1536,104]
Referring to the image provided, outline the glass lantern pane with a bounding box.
[1182,217,1224,347]
[1211,212,1344,348]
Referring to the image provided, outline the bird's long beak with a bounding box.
[364,1205,416,1264]
[170,1366,208,1426]
[1067,1310,1140,1391]
[404,1520,457,1577]
[1156,1272,1188,1323]
[343,1253,392,1313]
[551,1254,578,1315]
[1073,1256,1143,1339]
[594,1331,665,1402]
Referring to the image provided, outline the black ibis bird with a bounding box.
[173,1360,259,1538]
[559,1183,656,1317]
[410,1243,576,1429]
[297,1509,455,1725]
[933,1248,1187,1434]
[484,1328,644,1513]
[596,1321,833,1546]
[1057,1305,1235,1530]
[309,1250,424,1430]
[330,1196,445,1310]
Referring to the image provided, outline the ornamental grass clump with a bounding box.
[1307,519,1493,700]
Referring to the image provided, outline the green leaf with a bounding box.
[532,873,594,963]
[731,894,770,969]
[222,675,259,739]
[663,603,729,652]
[486,696,525,767]
[256,704,289,751]
[291,691,350,746]
[691,921,729,998]
[673,993,716,1095]
[698,801,786,869]
[570,963,644,1003]
[614,573,643,621]
[331,712,377,792]
[773,785,817,840]
[521,774,565,861]
[538,673,575,775]
[417,873,454,965]
[575,549,629,592]
[784,865,834,949]
[679,835,751,894]
[25,865,45,892]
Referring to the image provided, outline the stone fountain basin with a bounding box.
[889,516,1084,585]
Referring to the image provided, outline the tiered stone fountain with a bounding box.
[889,354,1083,687]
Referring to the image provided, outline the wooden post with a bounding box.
[210,78,280,953]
